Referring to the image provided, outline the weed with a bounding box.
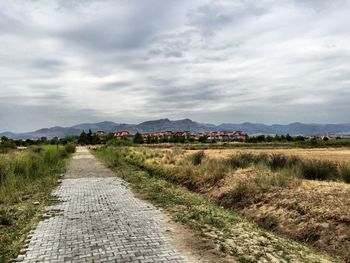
[299,226,321,242]
[259,214,279,229]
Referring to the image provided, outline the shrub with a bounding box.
[269,153,288,170]
[0,208,16,226]
[107,139,133,147]
[299,226,321,242]
[340,165,350,183]
[300,160,337,181]
[191,151,205,166]
[227,180,257,205]
[259,214,279,229]
[285,155,302,167]
[199,158,229,184]
[64,143,76,154]
[228,152,256,169]
[29,146,43,154]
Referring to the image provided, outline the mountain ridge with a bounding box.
[1,119,350,139]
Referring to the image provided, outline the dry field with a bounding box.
[121,146,350,262]
[196,148,350,163]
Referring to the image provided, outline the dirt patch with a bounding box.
[161,211,238,263]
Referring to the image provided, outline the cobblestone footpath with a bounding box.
[16,148,193,263]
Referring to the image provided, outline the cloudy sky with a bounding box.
[1,0,349,132]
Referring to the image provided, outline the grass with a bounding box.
[0,145,74,263]
[97,146,350,261]
[94,145,340,263]
[339,165,350,183]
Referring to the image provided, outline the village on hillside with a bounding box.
[94,130,248,143]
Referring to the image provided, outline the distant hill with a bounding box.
[1,119,350,139]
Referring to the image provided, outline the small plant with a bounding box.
[0,208,16,226]
[260,214,279,229]
[299,226,321,242]
[191,151,205,166]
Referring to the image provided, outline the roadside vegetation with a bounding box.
[0,144,75,263]
[94,145,341,263]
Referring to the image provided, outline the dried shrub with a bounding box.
[191,151,206,166]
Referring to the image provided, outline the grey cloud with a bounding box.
[99,82,131,91]
[164,51,183,58]
[30,58,65,70]
[0,0,350,132]
[0,101,102,132]
[187,0,267,36]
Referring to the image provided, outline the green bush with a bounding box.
[64,143,76,154]
[107,139,134,147]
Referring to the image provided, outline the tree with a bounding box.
[78,131,88,145]
[133,132,144,144]
[198,135,208,143]
[286,134,292,142]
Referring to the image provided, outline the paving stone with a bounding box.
[17,148,193,263]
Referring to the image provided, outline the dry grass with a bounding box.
[95,145,340,263]
[200,148,350,164]
[115,146,350,262]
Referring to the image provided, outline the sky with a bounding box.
[0,0,349,132]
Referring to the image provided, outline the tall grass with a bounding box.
[227,152,349,183]
[0,145,72,204]
[0,145,73,262]
[339,165,350,183]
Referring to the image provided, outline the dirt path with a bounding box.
[16,147,196,263]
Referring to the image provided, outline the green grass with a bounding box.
[94,145,340,263]
[0,145,74,263]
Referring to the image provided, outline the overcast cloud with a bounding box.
[0,0,349,132]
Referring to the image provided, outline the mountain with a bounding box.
[1,119,350,139]
[0,127,81,140]
[71,121,121,132]
[135,118,212,133]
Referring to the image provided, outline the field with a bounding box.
[0,145,75,263]
[199,148,350,163]
[95,144,350,262]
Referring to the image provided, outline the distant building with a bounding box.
[114,131,134,140]
[95,131,106,137]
